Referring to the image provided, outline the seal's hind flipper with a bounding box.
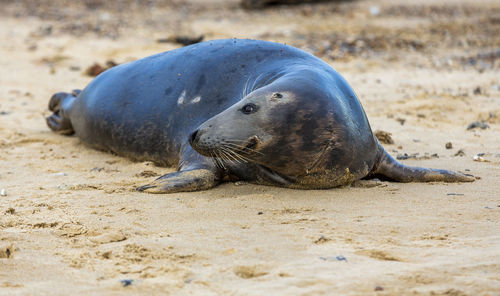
[136,169,220,194]
[371,142,475,183]
[46,89,80,135]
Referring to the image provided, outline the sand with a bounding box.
[0,0,499,295]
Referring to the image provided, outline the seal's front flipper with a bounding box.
[46,89,80,135]
[137,169,219,193]
[371,142,475,183]
[137,145,222,194]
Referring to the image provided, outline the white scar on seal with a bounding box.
[191,96,201,104]
[177,90,186,105]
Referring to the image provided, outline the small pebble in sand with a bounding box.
[135,170,158,178]
[445,142,453,149]
[314,236,331,244]
[0,188,6,196]
[51,172,68,177]
[335,255,347,262]
[120,279,133,287]
[370,6,380,16]
[85,60,118,77]
[57,184,69,190]
[319,256,347,262]
[473,154,489,162]
[0,244,13,258]
[396,118,406,125]
[397,153,411,160]
[90,231,127,244]
[374,130,394,145]
[375,286,384,291]
[467,121,490,130]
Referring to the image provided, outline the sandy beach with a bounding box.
[1,0,499,295]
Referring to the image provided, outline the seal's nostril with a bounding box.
[189,130,199,145]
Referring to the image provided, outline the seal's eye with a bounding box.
[272,92,283,99]
[241,103,257,114]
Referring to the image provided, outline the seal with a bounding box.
[46,39,474,193]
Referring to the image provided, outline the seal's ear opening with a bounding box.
[270,92,285,102]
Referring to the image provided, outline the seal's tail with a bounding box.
[46,89,80,135]
[370,142,475,183]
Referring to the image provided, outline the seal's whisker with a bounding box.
[211,151,226,170]
[221,146,246,163]
[210,153,218,168]
[222,139,247,143]
[220,149,237,164]
[224,150,238,164]
[224,142,264,156]
[224,149,247,163]
[251,73,264,93]
[232,151,249,163]
[209,151,220,169]
[214,153,223,169]
[222,142,247,149]
[219,147,237,163]
[222,145,250,163]
[217,150,229,170]
[242,76,251,98]
[224,139,259,144]
[223,141,264,156]
[215,148,228,162]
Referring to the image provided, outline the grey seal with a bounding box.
[46,39,474,193]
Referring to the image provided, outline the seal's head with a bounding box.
[190,72,357,183]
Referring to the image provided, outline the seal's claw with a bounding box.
[136,184,156,192]
[138,169,219,194]
[460,173,476,182]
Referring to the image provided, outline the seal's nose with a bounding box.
[189,130,199,146]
